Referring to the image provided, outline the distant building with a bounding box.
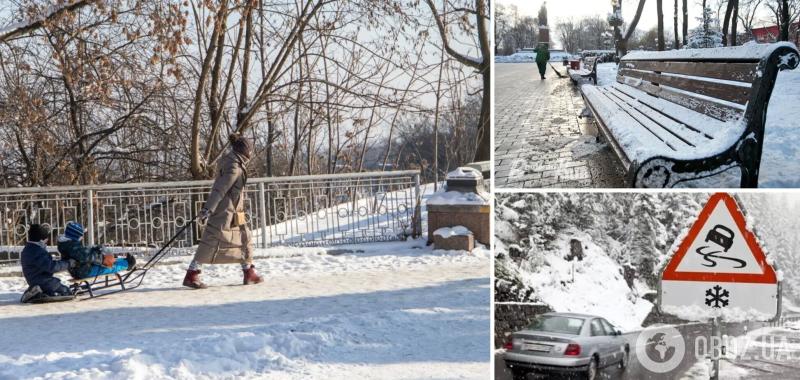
[750,23,800,46]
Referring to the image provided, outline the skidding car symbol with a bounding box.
[705,225,734,252]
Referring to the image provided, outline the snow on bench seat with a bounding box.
[580,42,800,187]
[581,83,745,162]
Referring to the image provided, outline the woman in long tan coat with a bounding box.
[183,134,263,289]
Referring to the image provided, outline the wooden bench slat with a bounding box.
[611,83,743,144]
[596,87,690,151]
[606,86,714,144]
[616,75,745,122]
[617,68,752,105]
[620,60,758,83]
[583,86,687,161]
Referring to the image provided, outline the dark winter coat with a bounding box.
[194,150,254,264]
[21,242,70,295]
[534,47,550,63]
[57,238,104,279]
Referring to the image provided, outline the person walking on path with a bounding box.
[183,134,263,289]
[534,43,550,80]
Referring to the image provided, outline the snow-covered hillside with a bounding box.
[495,193,800,331]
[497,229,652,331]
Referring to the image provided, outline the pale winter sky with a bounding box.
[497,0,779,49]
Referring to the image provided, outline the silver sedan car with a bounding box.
[503,312,629,380]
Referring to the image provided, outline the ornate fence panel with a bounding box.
[0,171,421,264]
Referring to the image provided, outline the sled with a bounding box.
[70,217,197,299]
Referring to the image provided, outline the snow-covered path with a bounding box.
[0,241,490,379]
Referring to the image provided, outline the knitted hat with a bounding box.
[28,224,50,242]
[64,221,85,241]
[230,134,253,159]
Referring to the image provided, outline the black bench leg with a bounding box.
[738,138,761,188]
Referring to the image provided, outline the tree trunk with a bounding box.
[619,0,647,56]
[722,0,735,46]
[657,0,665,50]
[731,0,739,45]
[674,0,680,48]
[780,0,790,41]
[682,0,689,46]
[473,69,490,162]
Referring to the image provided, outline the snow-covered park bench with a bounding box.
[568,56,598,85]
[580,43,800,187]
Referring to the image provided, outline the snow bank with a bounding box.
[0,239,490,379]
[622,42,797,61]
[427,191,489,206]
[514,231,653,331]
[434,226,472,238]
[495,52,572,63]
[680,358,751,380]
[446,167,481,180]
[595,62,618,86]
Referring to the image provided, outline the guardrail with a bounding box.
[0,171,422,264]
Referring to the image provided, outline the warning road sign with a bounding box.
[659,193,780,321]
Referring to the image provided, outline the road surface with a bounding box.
[495,316,800,379]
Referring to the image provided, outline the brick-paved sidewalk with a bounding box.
[494,63,625,188]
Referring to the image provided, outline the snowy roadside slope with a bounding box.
[499,230,653,332]
[0,242,490,379]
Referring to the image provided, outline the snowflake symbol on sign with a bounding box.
[705,285,730,308]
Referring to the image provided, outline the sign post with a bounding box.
[658,193,781,379]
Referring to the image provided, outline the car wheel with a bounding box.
[586,357,598,380]
[619,346,629,370]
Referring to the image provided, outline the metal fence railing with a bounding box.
[0,171,422,264]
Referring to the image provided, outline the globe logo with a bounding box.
[636,325,685,373]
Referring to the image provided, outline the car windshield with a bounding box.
[526,315,585,335]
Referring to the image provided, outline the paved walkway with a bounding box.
[494,63,625,188]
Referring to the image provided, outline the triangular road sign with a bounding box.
[662,193,776,284]
[659,193,780,322]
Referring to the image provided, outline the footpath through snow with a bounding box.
[0,238,490,379]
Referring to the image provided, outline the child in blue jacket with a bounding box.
[57,221,135,279]
[20,224,74,301]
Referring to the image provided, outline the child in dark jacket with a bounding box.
[20,224,74,300]
[57,221,135,279]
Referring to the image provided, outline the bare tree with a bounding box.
[766,0,800,41]
[611,0,648,56]
[722,0,741,45]
[424,0,490,162]
[737,0,764,40]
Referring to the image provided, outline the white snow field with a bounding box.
[593,61,800,187]
[0,185,491,379]
[0,243,490,380]
[495,229,653,332]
